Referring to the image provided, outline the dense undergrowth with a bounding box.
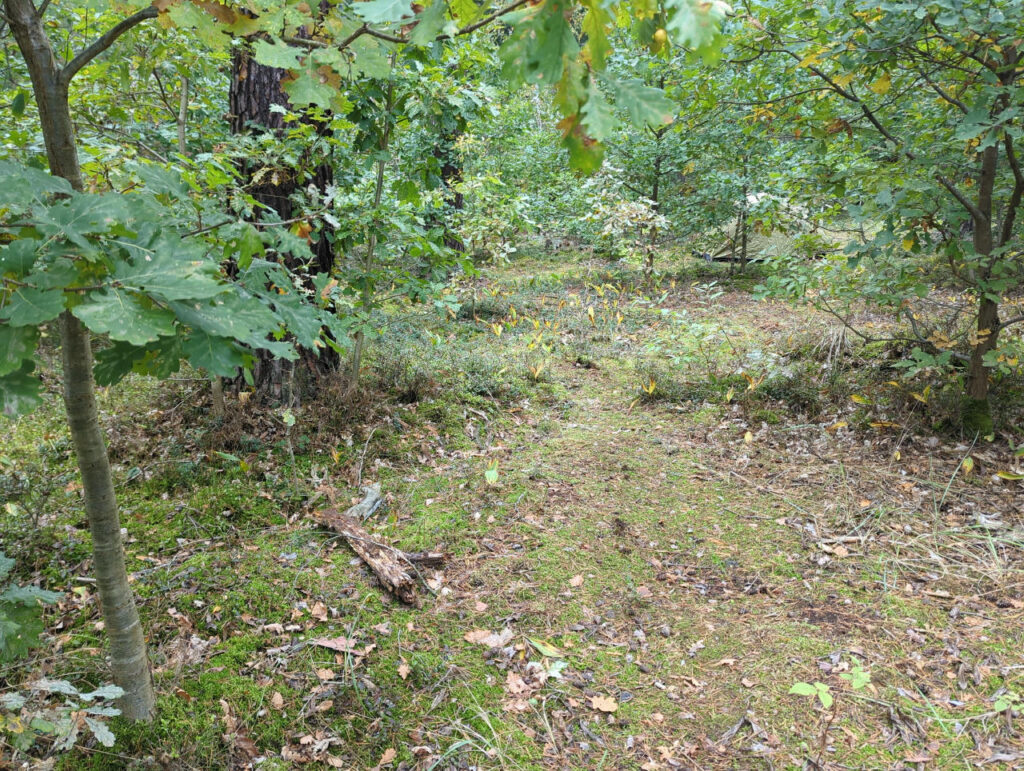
[2,251,1023,769]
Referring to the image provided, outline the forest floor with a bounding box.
[3,252,1024,770]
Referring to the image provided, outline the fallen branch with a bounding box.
[314,485,445,605]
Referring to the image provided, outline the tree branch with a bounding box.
[59,6,158,86]
[998,132,1024,248]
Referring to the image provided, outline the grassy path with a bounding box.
[3,258,1023,769]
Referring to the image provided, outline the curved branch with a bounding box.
[59,6,158,87]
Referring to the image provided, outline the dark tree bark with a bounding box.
[229,46,339,402]
[431,127,466,253]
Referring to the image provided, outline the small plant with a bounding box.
[1,680,124,754]
[0,552,60,662]
[788,680,833,709]
[790,660,872,767]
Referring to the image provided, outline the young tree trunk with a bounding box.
[229,46,338,402]
[61,314,156,720]
[5,0,156,720]
[963,145,1000,435]
[433,128,466,253]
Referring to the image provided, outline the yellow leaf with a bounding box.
[851,394,872,405]
[996,471,1024,480]
[911,392,927,403]
[725,387,734,403]
[797,51,823,68]
[834,72,855,88]
[744,431,754,444]
[869,72,891,94]
[962,456,975,474]
[902,237,914,251]
[826,421,848,432]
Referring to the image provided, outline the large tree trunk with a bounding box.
[229,47,339,403]
[5,0,155,721]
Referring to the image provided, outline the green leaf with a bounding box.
[181,331,246,377]
[34,194,132,256]
[93,338,182,386]
[788,682,819,697]
[581,1,611,69]
[282,69,336,110]
[235,224,265,271]
[0,326,38,377]
[0,361,43,417]
[0,585,61,607]
[450,0,478,25]
[0,239,40,277]
[996,471,1024,480]
[527,637,563,658]
[11,91,26,118]
[169,293,279,348]
[1,287,65,326]
[606,78,674,129]
[410,0,449,46]
[0,161,72,206]
[581,78,618,141]
[353,0,414,24]
[251,38,304,70]
[112,247,226,302]
[72,289,176,346]
[664,0,728,53]
[527,0,578,85]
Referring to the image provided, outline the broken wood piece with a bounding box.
[349,483,384,520]
[314,486,446,605]
[403,551,446,568]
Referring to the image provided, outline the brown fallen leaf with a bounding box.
[310,601,328,621]
[714,658,738,668]
[377,747,397,767]
[741,677,756,688]
[398,661,411,680]
[311,636,358,653]
[591,694,618,713]
[463,628,514,648]
[316,668,335,681]
[569,574,584,587]
[505,671,529,695]
[270,691,284,711]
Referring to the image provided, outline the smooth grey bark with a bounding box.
[5,0,156,720]
[60,314,155,720]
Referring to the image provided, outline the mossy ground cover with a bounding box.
[2,253,1023,769]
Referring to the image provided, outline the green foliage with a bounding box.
[0,552,59,662]
[789,680,833,709]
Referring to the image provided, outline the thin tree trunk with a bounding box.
[176,76,189,156]
[963,145,999,434]
[61,314,155,720]
[5,0,156,721]
[349,78,394,389]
